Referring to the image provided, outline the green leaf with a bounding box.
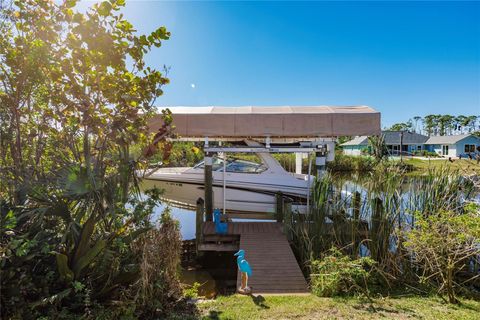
[30,288,72,308]
[72,216,95,264]
[55,253,74,282]
[4,210,17,229]
[98,1,112,17]
[73,239,106,277]
[65,0,77,8]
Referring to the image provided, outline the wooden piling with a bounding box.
[284,201,292,240]
[275,192,284,222]
[351,191,361,254]
[196,198,205,253]
[204,154,213,221]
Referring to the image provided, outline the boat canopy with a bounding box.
[149,106,381,138]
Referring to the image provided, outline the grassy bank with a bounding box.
[403,158,480,174]
[328,154,480,175]
[190,294,480,320]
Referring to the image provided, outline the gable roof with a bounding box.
[382,131,429,145]
[341,131,429,146]
[424,134,479,145]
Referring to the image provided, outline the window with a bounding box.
[193,157,225,171]
[464,144,476,153]
[194,158,267,174]
[442,145,449,155]
[220,159,267,174]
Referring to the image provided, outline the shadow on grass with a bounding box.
[205,310,223,320]
[250,294,270,309]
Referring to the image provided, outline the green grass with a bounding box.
[403,158,480,175]
[188,294,480,320]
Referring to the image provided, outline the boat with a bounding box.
[140,149,314,215]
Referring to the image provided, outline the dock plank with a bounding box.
[201,221,308,294]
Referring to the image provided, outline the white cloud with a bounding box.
[190,83,196,89]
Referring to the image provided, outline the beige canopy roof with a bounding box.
[149,106,381,138]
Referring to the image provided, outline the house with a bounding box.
[424,134,480,158]
[341,136,369,156]
[341,131,429,156]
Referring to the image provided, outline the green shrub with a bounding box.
[327,153,376,172]
[403,205,480,304]
[183,282,201,299]
[412,150,440,157]
[310,248,375,297]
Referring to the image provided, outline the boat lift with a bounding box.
[148,105,381,219]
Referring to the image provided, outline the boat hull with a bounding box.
[141,178,286,214]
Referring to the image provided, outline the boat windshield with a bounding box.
[193,158,267,174]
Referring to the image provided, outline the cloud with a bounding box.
[190,83,196,89]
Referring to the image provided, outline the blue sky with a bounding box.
[82,1,479,127]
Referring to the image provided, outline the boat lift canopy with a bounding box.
[149,106,380,140]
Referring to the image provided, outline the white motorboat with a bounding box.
[140,151,313,215]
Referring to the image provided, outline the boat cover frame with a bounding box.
[149,106,381,138]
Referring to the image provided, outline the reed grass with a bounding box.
[288,163,477,290]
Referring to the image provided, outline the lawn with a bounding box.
[189,294,480,320]
[403,158,480,175]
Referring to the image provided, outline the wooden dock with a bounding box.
[202,221,309,295]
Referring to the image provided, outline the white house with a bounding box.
[424,134,480,158]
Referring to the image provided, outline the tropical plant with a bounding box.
[0,0,180,318]
[367,135,388,161]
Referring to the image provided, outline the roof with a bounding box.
[382,131,429,145]
[341,136,369,146]
[340,130,429,146]
[165,106,377,114]
[424,134,479,145]
[149,106,381,138]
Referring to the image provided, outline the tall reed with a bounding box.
[289,163,476,287]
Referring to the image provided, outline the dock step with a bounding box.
[198,243,239,252]
[203,234,240,242]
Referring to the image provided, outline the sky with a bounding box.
[80,1,479,127]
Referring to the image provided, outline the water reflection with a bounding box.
[151,203,197,240]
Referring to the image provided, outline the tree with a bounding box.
[423,115,436,136]
[438,115,455,136]
[455,115,467,134]
[413,116,422,133]
[389,122,409,131]
[1,1,178,318]
[466,115,478,133]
